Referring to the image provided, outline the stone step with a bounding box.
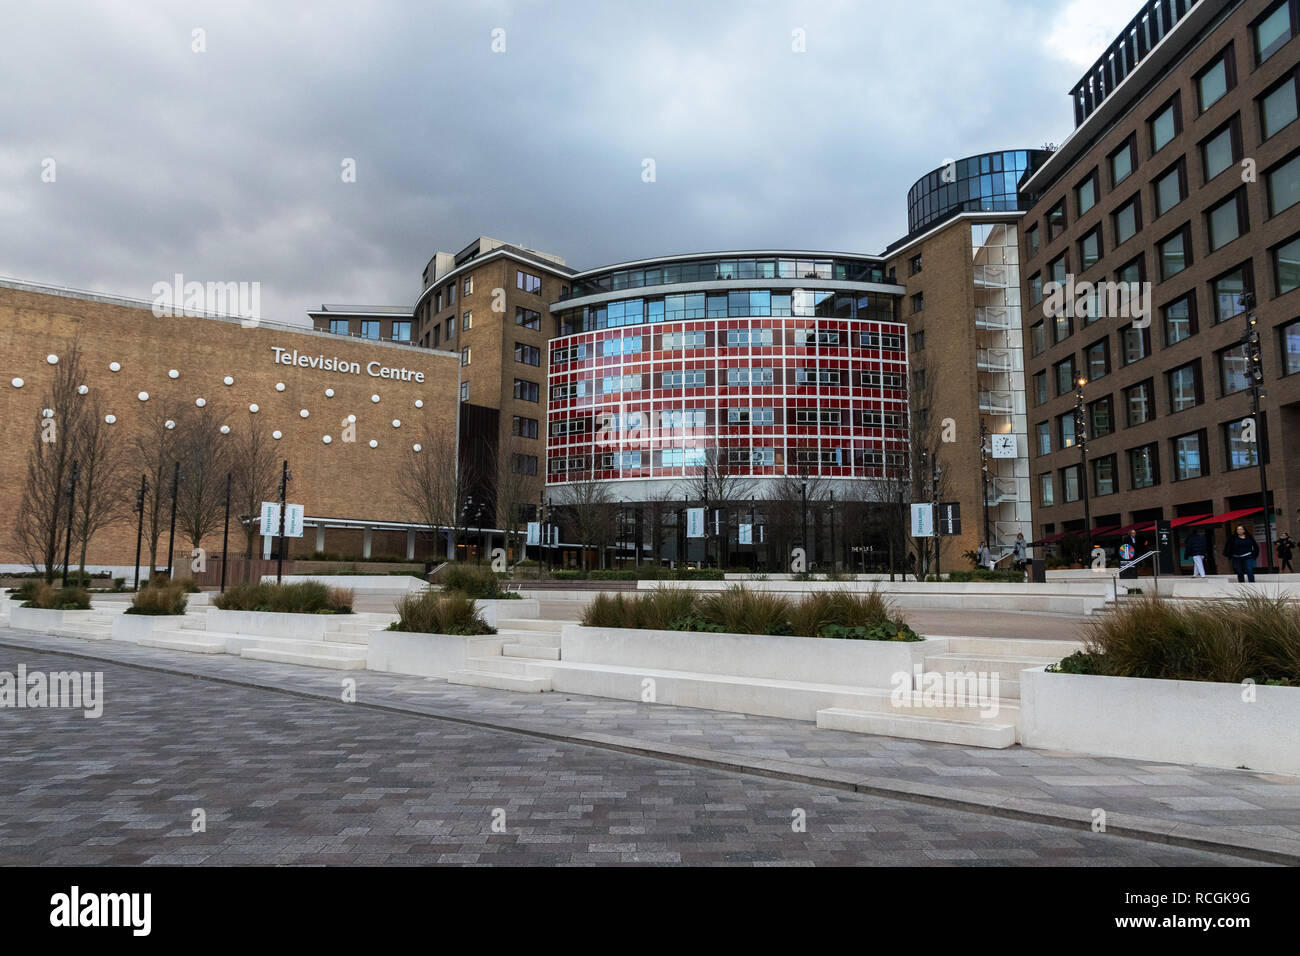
[923,653,1058,682]
[502,643,561,660]
[464,655,547,676]
[240,647,366,670]
[816,707,1017,748]
[137,634,227,654]
[221,633,368,660]
[938,636,1084,660]
[496,618,570,632]
[50,625,112,641]
[838,688,1020,723]
[447,670,552,693]
[496,629,560,646]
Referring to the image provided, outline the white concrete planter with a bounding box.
[1019,667,1300,776]
[476,598,539,627]
[262,574,427,595]
[561,625,932,689]
[9,606,94,632]
[205,608,349,641]
[367,630,504,678]
[111,613,190,642]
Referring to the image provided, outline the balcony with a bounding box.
[978,390,1015,415]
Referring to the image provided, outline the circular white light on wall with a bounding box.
[275,382,285,392]
[299,409,309,418]
[347,414,356,423]
[325,388,335,398]
[414,399,424,408]
[42,408,54,418]
[273,430,283,440]
[223,376,234,386]
[137,391,149,401]
[109,362,121,372]
[249,403,259,413]
[391,419,401,428]
[370,394,380,403]
[77,385,89,395]
[10,378,22,388]
[322,435,332,444]
[220,425,231,435]
[195,397,206,407]
[368,439,378,448]
[165,420,175,430]
[46,354,58,365]
[412,443,422,452]
[168,369,179,379]
[104,414,116,424]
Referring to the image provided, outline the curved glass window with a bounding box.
[561,255,890,300]
[906,151,1048,234]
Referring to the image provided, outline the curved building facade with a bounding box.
[906,150,1049,235]
[546,252,910,505]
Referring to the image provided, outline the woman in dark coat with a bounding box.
[1277,532,1294,573]
[1224,524,1259,583]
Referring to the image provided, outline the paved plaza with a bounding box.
[1,628,1295,866]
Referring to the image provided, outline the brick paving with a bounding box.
[0,644,1258,866]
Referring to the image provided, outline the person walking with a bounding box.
[1224,524,1259,583]
[1277,531,1294,573]
[977,541,994,571]
[1012,533,1028,571]
[1183,527,1208,578]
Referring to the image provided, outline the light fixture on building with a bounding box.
[325,388,334,397]
[273,430,283,440]
[223,376,234,385]
[196,397,206,407]
[323,435,333,444]
[46,354,58,365]
[249,403,259,412]
[370,394,380,403]
[412,443,422,452]
[105,414,116,424]
[299,409,309,418]
[368,439,378,448]
[10,378,22,388]
[276,382,285,391]
[138,391,149,401]
[168,369,179,379]
[109,362,121,372]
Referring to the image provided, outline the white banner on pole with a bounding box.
[686,508,705,538]
[260,501,280,537]
[739,523,753,545]
[911,503,934,538]
[527,522,540,546]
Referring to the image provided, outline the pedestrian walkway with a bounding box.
[2,626,1297,863]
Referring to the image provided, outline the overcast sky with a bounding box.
[1,0,1141,326]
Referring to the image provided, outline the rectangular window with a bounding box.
[1030,272,1043,305]
[1027,225,1040,256]
[1207,189,1247,251]
[1254,0,1296,64]
[909,253,923,275]
[794,367,839,385]
[1079,228,1102,269]
[1113,197,1141,245]
[1201,118,1240,181]
[1058,411,1077,449]
[329,319,349,335]
[860,409,904,428]
[510,454,538,476]
[448,284,455,306]
[1035,421,1051,456]
[1085,339,1109,380]
[1033,370,1048,406]
[661,369,707,388]
[1062,464,1081,503]
[911,292,924,313]
[1260,70,1299,139]
[1267,151,1300,217]
[1129,444,1160,489]
[1031,322,1046,356]
[515,343,540,365]
[1050,253,1068,284]
[728,368,776,386]
[1224,419,1259,470]
[516,270,542,294]
[660,409,706,428]
[1039,473,1056,507]
[463,310,473,330]
[1154,160,1186,217]
[1163,294,1197,346]
[460,346,470,366]
[1109,136,1136,187]
[730,328,775,347]
[459,381,468,402]
[1076,170,1098,216]
[1157,226,1191,280]
[1093,455,1117,496]
[511,416,538,439]
[1122,324,1150,365]
[1125,380,1155,426]
[662,330,707,349]
[464,275,473,296]
[513,379,539,402]
[1090,395,1114,438]
[392,320,411,341]
[794,408,842,426]
[360,320,380,339]
[1196,47,1235,113]
[1285,318,1300,375]
[446,316,455,338]
[1150,94,1181,152]
[1167,361,1202,412]
[516,307,541,330]
[1212,264,1252,323]
[1055,356,1077,396]
[601,336,643,356]
[1219,344,1252,394]
[912,330,925,352]
[1277,234,1300,296]
[860,370,906,388]
[1048,200,1067,240]
[1172,432,1206,481]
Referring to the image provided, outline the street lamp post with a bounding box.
[275,459,291,583]
[1241,294,1274,569]
[829,490,836,572]
[750,496,757,570]
[1075,377,1092,553]
[165,461,182,581]
[133,474,147,591]
[220,472,232,593]
[61,460,79,588]
[799,467,808,566]
[979,418,992,552]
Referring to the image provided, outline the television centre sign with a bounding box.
[271,347,426,382]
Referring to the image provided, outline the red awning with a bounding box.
[1190,507,1263,526]
[1171,513,1213,527]
[1107,521,1154,537]
[1089,526,1123,538]
[1036,533,1065,544]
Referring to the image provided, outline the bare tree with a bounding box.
[175,402,231,555]
[130,399,187,574]
[765,470,829,570]
[554,478,616,570]
[682,443,755,567]
[227,412,280,582]
[397,423,468,562]
[492,438,536,564]
[70,393,130,577]
[11,340,91,581]
[643,487,679,569]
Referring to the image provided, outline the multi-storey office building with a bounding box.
[544,252,910,565]
[1021,0,1300,567]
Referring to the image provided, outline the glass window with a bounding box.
[1151,98,1179,152]
[328,319,349,335]
[1093,455,1117,496]
[1158,227,1189,280]
[516,270,542,294]
[1163,295,1196,345]
[1168,362,1201,412]
[360,320,380,339]
[1212,266,1250,322]
[511,416,538,439]
[1110,138,1135,186]
[1129,444,1159,489]
[513,379,539,402]
[1062,465,1081,503]
[1202,121,1238,181]
[1030,272,1043,305]
[1125,380,1154,426]
[1260,72,1299,139]
[1275,236,1300,295]
[1080,229,1102,269]
[392,320,411,341]
[1027,225,1040,256]
[1059,412,1077,449]
[1090,396,1114,437]
[1085,339,1109,380]
[1267,152,1300,217]
[1154,163,1185,216]
[1114,198,1140,245]
[1255,0,1295,63]
[1173,433,1205,481]
[1224,419,1259,469]
[1055,356,1076,396]
[460,346,470,366]
[1282,318,1300,374]
[1077,172,1097,215]
[1122,325,1149,364]
[516,307,541,330]
[1207,191,1245,250]
[1039,473,1055,507]
[1048,200,1067,240]
[1050,254,1068,284]
[515,343,540,365]
[1219,345,1252,394]
[1033,371,1048,406]
[1036,421,1051,456]
[1197,52,1231,112]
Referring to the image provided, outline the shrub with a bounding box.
[696,586,791,635]
[673,568,725,581]
[392,591,494,635]
[581,588,698,630]
[113,577,127,591]
[550,570,584,581]
[821,621,922,642]
[214,581,353,614]
[786,588,896,637]
[22,584,91,610]
[589,569,637,581]
[947,569,1024,583]
[126,580,189,616]
[440,564,508,598]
